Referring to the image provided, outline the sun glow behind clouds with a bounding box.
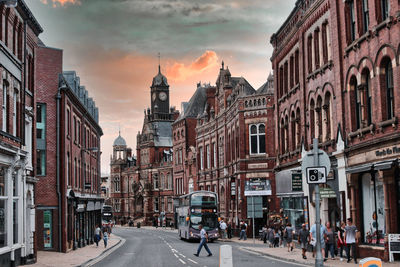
[40,0,80,7]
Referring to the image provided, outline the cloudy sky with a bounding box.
[26,0,295,174]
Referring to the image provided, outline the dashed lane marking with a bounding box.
[179,258,186,264]
[187,258,198,264]
[178,253,186,258]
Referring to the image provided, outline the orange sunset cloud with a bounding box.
[166,50,218,82]
[40,0,80,7]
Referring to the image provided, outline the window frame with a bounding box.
[249,123,266,155]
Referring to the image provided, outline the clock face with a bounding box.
[159,92,167,101]
[152,92,156,101]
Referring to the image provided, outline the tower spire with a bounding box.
[158,52,161,73]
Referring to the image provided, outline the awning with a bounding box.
[374,160,395,170]
[87,201,95,211]
[346,163,372,173]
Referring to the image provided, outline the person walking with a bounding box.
[273,227,280,247]
[344,218,358,264]
[284,222,295,252]
[239,220,247,240]
[268,226,275,248]
[194,225,212,257]
[337,221,347,261]
[103,229,109,248]
[298,224,309,259]
[227,221,232,239]
[325,221,335,260]
[310,220,327,260]
[94,224,101,247]
[219,219,227,239]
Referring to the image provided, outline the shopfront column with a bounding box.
[381,169,395,234]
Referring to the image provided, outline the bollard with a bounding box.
[358,257,382,267]
[219,245,233,267]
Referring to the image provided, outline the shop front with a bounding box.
[346,145,400,261]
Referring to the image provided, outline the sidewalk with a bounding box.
[228,237,399,266]
[31,235,122,267]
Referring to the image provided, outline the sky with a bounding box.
[26,0,296,175]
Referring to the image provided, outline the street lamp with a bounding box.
[1,0,18,8]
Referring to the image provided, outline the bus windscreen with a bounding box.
[190,213,218,231]
[191,193,217,206]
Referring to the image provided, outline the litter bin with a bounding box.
[137,222,141,228]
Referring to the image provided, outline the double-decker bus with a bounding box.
[101,205,113,228]
[177,191,219,241]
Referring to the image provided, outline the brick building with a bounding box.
[35,57,103,252]
[134,66,177,226]
[0,1,42,265]
[176,63,277,233]
[271,0,400,261]
[338,0,400,261]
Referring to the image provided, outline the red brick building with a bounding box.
[133,66,177,226]
[35,52,103,253]
[0,1,42,265]
[175,63,277,233]
[271,0,400,261]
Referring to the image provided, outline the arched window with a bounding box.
[296,108,301,148]
[349,76,359,131]
[322,22,329,64]
[291,111,296,151]
[280,118,285,154]
[249,124,266,155]
[323,92,332,141]
[314,28,320,69]
[307,35,313,73]
[380,58,394,121]
[316,97,323,141]
[284,116,289,152]
[310,100,315,139]
[361,69,372,126]
[284,61,288,94]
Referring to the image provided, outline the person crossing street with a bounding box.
[194,225,212,257]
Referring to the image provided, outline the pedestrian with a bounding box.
[325,221,335,260]
[310,220,327,260]
[298,223,309,259]
[227,221,232,239]
[103,229,109,248]
[219,219,227,239]
[273,227,280,247]
[268,226,274,248]
[284,222,294,252]
[337,221,347,261]
[344,218,358,264]
[262,225,267,243]
[239,220,247,240]
[194,224,212,257]
[94,224,101,247]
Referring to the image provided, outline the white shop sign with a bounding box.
[389,233,400,262]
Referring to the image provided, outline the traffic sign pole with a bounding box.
[312,138,323,267]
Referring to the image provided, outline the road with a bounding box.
[94,227,305,267]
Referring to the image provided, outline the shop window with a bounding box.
[13,199,17,244]
[43,210,52,248]
[361,172,385,245]
[0,168,6,248]
[281,197,306,231]
[249,124,266,155]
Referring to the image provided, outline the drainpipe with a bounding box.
[56,88,62,252]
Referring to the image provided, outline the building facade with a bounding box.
[35,63,103,252]
[181,63,278,233]
[271,0,400,261]
[339,0,400,261]
[134,66,177,226]
[0,1,42,265]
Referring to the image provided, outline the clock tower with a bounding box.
[150,65,170,118]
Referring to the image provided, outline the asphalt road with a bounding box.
[94,227,304,267]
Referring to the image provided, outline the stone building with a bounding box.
[134,66,177,226]
[179,63,277,233]
[35,64,103,252]
[0,1,42,265]
[109,133,136,224]
[271,0,400,261]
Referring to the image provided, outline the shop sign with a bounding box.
[291,173,302,192]
[320,188,336,198]
[375,146,400,157]
[389,234,400,262]
[231,182,236,196]
[244,178,271,196]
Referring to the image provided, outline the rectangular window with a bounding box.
[199,147,204,170]
[206,144,210,169]
[0,198,6,248]
[362,0,369,33]
[350,1,356,42]
[154,197,159,212]
[307,35,313,73]
[36,150,46,176]
[73,117,77,142]
[213,143,217,168]
[2,82,8,132]
[12,90,17,136]
[67,109,71,136]
[295,50,299,84]
[381,0,390,20]
[36,104,46,140]
[13,199,18,244]
[43,210,52,248]
[314,28,320,69]
[250,124,266,155]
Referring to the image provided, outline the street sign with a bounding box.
[291,173,302,191]
[301,147,331,175]
[306,167,326,184]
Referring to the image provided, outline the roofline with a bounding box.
[270,0,302,44]
[17,0,44,35]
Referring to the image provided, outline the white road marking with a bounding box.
[179,258,186,264]
[239,247,309,267]
[187,258,198,264]
[178,253,186,258]
[173,253,179,258]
